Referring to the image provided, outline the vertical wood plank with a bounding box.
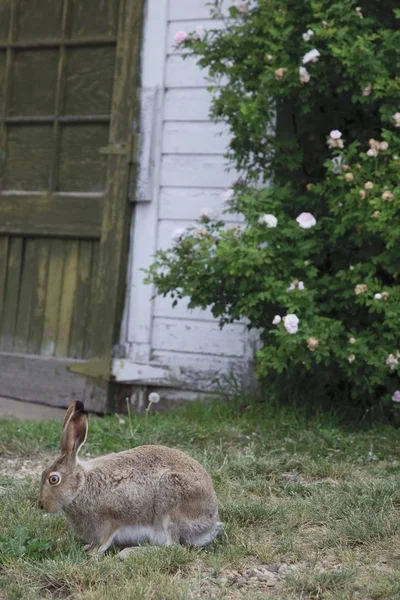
[69,240,92,358]
[56,240,78,357]
[83,240,98,359]
[28,239,50,353]
[0,236,9,324]
[14,238,38,353]
[41,239,66,356]
[0,236,23,351]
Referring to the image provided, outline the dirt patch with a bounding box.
[0,455,50,479]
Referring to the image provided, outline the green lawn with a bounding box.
[0,400,399,599]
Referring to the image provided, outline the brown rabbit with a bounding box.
[39,401,221,558]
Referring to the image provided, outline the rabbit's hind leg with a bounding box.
[87,528,120,556]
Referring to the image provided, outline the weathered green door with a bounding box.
[0,0,142,411]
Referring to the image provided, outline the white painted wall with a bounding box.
[114,0,253,395]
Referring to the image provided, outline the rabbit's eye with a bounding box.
[48,472,61,486]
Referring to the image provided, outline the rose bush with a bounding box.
[146,0,400,410]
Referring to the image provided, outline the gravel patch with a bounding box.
[190,562,308,598]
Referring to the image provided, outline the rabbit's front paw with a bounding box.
[83,543,94,552]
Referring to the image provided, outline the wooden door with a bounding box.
[0,0,142,411]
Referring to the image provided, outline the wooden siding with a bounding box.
[124,0,250,385]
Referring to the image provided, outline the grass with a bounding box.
[0,399,400,599]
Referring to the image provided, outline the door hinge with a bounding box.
[99,135,140,164]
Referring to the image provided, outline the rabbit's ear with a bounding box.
[61,410,88,459]
[60,401,85,452]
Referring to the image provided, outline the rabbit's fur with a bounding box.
[39,402,221,556]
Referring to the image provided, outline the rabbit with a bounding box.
[39,401,222,558]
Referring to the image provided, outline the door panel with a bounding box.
[0,0,143,410]
[0,236,98,358]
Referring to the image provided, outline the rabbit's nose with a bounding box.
[37,500,44,510]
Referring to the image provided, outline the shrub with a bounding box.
[146,0,400,409]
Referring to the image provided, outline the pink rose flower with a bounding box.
[392,391,400,403]
[299,66,310,84]
[235,1,248,13]
[175,30,188,44]
[386,354,398,370]
[296,212,317,229]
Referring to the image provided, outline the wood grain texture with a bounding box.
[0,0,140,411]
[0,193,103,238]
[41,239,66,356]
[0,237,23,351]
[0,237,9,324]
[159,187,242,222]
[154,294,215,322]
[14,239,39,353]
[160,154,236,188]
[17,0,63,41]
[163,121,230,155]
[58,124,109,192]
[9,50,58,115]
[165,55,210,88]
[0,52,7,111]
[56,241,79,356]
[91,0,143,362]
[168,0,229,21]
[5,125,54,190]
[28,239,50,353]
[152,317,246,357]
[69,241,92,358]
[0,352,107,412]
[83,241,99,359]
[70,0,119,39]
[64,46,115,116]
[164,88,211,121]
[0,2,11,42]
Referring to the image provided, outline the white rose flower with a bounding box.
[283,314,299,334]
[258,214,278,228]
[221,188,234,204]
[272,315,282,325]
[302,29,314,42]
[195,26,205,40]
[302,48,320,64]
[172,228,186,242]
